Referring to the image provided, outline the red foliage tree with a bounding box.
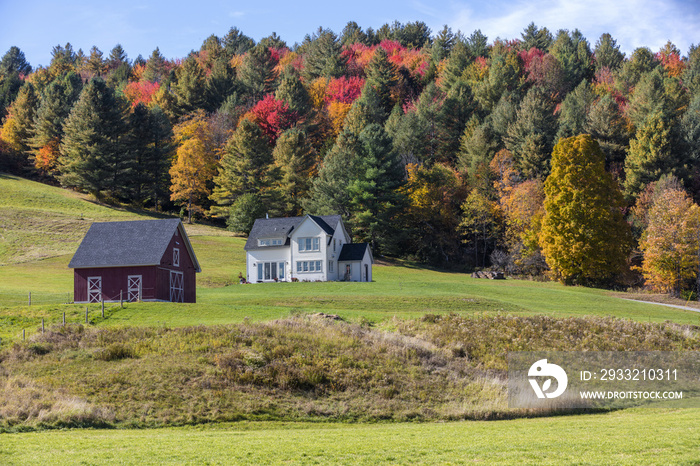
[123,81,161,107]
[325,76,365,104]
[247,94,299,143]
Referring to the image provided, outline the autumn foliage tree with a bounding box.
[169,111,217,223]
[639,187,700,297]
[540,135,632,286]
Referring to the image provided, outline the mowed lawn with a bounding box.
[2,233,700,343]
[2,230,700,345]
[1,408,698,465]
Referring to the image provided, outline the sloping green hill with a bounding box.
[0,173,227,264]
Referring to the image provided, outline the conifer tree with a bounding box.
[142,48,167,83]
[272,127,316,215]
[210,118,275,217]
[222,27,255,57]
[301,28,346,82]
[173,56,206,115]
[28,72,83,166]
[593,33,624,72]
[363,47,398,117]
[275,65,311,116]
[505,87,557,178]
[59,78,128,200]
[205,58,237,112]
[624,110,687,197]
[584,95,629,170]
[238,44,277,102]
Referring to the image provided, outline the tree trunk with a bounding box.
[187,195,192,224]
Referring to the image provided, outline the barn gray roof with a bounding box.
[338,243,372,262]
[244,214,342,250]
[68,219,201,272]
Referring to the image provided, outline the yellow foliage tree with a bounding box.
[540,135,632,286]
[169,112,217,223]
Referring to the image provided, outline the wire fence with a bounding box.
[0,291,73,307]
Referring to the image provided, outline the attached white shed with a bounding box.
[337,243,373,282]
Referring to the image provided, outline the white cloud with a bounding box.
[229,11,245,18]
[448,0,700,55]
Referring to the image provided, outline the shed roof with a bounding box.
[244,214,342,250]
[68,219,201,272]
[338,243,372,262]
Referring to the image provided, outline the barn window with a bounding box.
[173,248,180,267]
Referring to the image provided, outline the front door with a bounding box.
[170,271,184,303]
[87,276,102,303]
[127,275,142,302]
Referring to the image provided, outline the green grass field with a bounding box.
[1,408,698,465]
[2,173,700,464]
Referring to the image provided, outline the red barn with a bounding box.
[69,219,201,303]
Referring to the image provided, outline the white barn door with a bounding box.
[87,276,102,303]
[170,271,184,303]
[127,275,142,302]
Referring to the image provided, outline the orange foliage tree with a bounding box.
[639,187,700,296]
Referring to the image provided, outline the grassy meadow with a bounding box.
[2,408,699,465]
[2,173,700,464]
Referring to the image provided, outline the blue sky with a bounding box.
[1,0,699,68]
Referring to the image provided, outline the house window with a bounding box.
[329,261,334,273]
[173,248,180,267]
[258,238,283,247]
[299,237,320,252]
[333,239,336,252]
[258,261,281,281]
[296,260,322,273]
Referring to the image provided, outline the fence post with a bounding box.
[22,329,25,340]
[63,312,66,326]
[42,318,44,333]
[85,306,89,324]
[120,290,123,309]
[101,297,105,315]
[28,291,31,306]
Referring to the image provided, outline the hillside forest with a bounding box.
[1,22,700,294]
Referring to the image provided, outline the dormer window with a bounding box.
[299,237,320,252]
[259,238,283,247]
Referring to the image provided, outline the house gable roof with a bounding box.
[245,214,342,251]
[69,219,201,272]
[338,243,372,262]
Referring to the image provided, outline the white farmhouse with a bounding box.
[244,214,373,283]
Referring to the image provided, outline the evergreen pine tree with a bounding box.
[205,58,238,112]
[584,94,629,170]
[301,27,346,82]
[346,123,406,250]
[238,44,277,102]
[593,33,624,72]
[210,118,274,216]
[28,72,83,162]
[143,48,167,83]
[505,88,557,178]
[173,56,206,115]
[59,78,128,200]
[272,127,316,215]
[275,65,311,116]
